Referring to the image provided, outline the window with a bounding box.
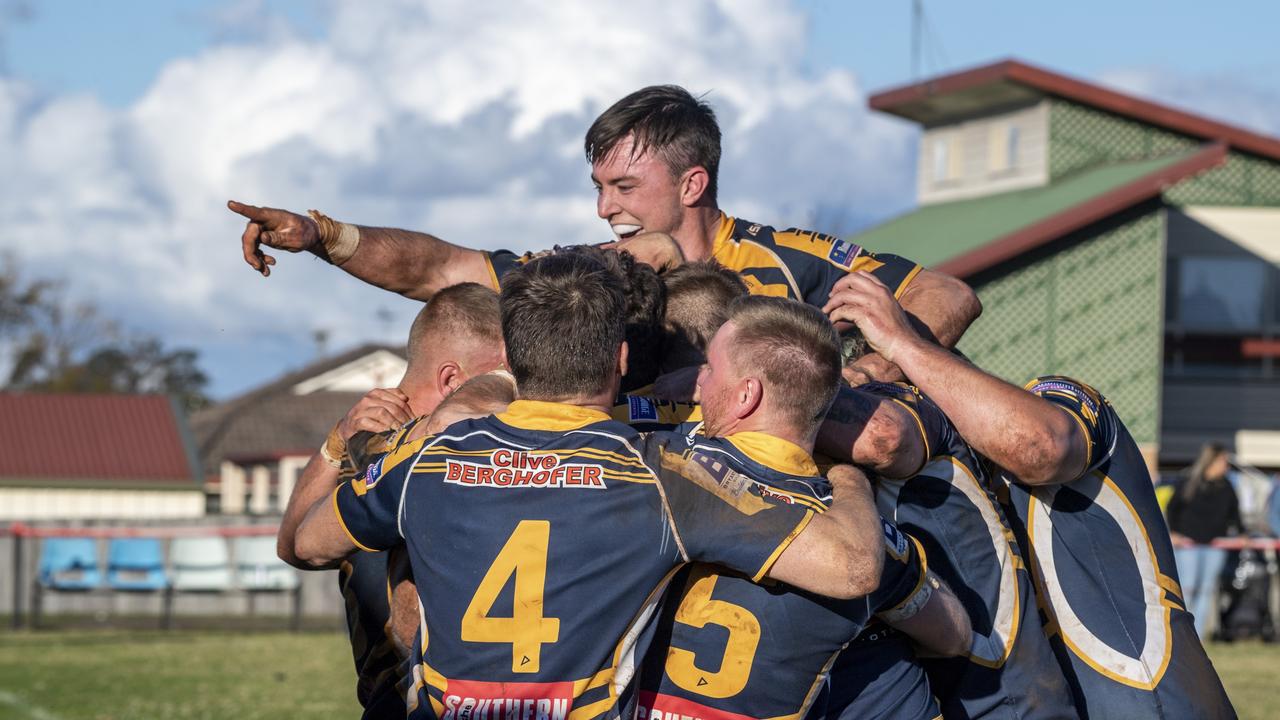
[1176,256,1266,331]
[987,123,1018,173]
[932,137,950,183]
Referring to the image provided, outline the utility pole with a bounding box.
[911,0,922,81]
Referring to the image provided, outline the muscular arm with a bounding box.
[278,454,342,569]
[816,386,926,479]
[767,465,884,600]
[293,491,356,569]
[836,268,981,383]
[229,201,494,300]
[890,339,1087,486]
[330,225,494,300]
[828,272,1086,486]
[279,389,413,567]
[886,572,972,657]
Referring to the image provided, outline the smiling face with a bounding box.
[591,134,691,243]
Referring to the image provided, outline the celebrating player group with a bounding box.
[233,86,1236,719]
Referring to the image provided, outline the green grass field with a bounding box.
[0,630,1275,719]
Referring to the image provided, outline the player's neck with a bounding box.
[732,415,816,455]
[672,205,722,262]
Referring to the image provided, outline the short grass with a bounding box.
[0,630,362,720]
[0,631,1274,719]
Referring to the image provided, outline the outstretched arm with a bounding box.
[816,386,927,479]
[229,200,494,301]
[767,465,885,599]
[828,272,1087,485]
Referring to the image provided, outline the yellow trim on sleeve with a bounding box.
[752,510,815,583]
[894,263,924,300]
[482,251,502,291]
[888,397,931,471]
[331,485,377,553]
[884,535,930,615]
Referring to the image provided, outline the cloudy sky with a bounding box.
[2,0,1278,399]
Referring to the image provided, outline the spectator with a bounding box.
[1167,443,1242,640]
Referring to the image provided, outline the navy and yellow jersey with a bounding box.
[998,377,1234,720]
[483,214,922,311]
[611,394,702,432]
[635,431,931,720]
[822,621,940,720]
[335,417,426,717]
[332,400,813,719]
[861,382,1075,720]
[710,214,921,308]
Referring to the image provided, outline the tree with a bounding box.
[0,254,211,412]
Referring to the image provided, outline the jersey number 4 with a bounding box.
[461,520,561,673]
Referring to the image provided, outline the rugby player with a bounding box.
[636,295,971,720]
[227,86,980,382]
[827,271,1236,719]
[293,252,890,719]
[277,282,503,717]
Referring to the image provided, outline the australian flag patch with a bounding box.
[827,238,861,269]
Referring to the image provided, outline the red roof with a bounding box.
[0,394,197,484]
[870,59,1280,162]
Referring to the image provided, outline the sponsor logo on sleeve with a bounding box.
[690,452,751,496]
[882,518,910,560]
[628,395,659,422]
[827,238,862,269]
[362,457,384,489]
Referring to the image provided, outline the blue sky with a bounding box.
[1,1,1277,400]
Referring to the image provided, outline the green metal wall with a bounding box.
[1165,151,1280,206]
[1049,100,1197,179]
[957,207,1166,444]
[1050,98,1280,206]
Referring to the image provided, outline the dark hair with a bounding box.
[406,282,501,371]
[500,253,626,400]
[552,245,666,392]
[585,85,722,202]
[1180,442,1230,501]
[661,260,748,370]
[725,296,842,430]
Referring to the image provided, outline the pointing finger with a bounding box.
[227,200,268,222]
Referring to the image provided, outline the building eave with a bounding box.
[936,142,1227,279]
[870,59,1280,162]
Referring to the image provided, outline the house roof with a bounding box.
[0,394,199,487]
[852,144,1226,278]
[869,59,1280,162]
[190,343,405,476]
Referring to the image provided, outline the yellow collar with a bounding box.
[496,400,611,432]
[711,211,735,256]
[725,431,818,477]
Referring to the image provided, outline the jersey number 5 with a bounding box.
[461,520,561,673]
[665,566,761,698]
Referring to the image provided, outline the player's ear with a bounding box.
[737,376,763,419]
[617,341,630,378]
[679,166,710,207]
[437,361,464,396]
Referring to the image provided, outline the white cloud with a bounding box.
[1099,67,1280,137]
[0,0,916,397]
